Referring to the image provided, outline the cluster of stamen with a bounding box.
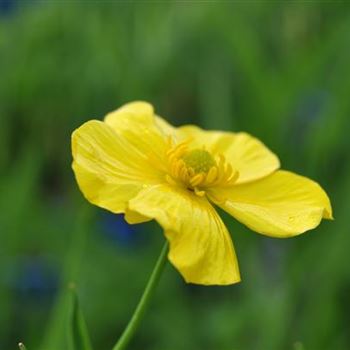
[165,140,239,196]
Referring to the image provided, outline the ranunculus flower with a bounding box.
[72,102,332,285]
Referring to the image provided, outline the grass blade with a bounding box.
[68,284,93,350]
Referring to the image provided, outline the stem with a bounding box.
[112,241,169,350]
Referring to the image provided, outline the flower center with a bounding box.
[182,149,216,174]
[165,140,239,196]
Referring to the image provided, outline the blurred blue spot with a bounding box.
[8,255,59,301]
[296,89,329,123]
[293,89,330,139]
[99,212,142,247]
[0,0,16,15]
[287,89,330,154]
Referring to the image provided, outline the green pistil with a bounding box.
[182,149,216,174]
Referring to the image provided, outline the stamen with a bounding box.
[206,166,218,184]
[188,167,195,177]
[166,143,238,194]
[227,170,239,184]
[190,173,205,187]
[174,160,182,175]
[194,187,206,197]
[225,163,233,178]
[166,174,177,186]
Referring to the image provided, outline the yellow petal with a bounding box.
[177,125,280,184]
[72,120,161,214]
[209,170,333,238]
[155,115,176,137]
[104,101,173,168]
[106,101,154,118]
[128,184,241,285]
[124,209,151,224]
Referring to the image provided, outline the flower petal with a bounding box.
[209,170,333,238]
[155,115,176,137]
[177,125,280,183]
[124,209,151,224]
[107,101,154,118]
[72,120,162,214]
[128,184,241,285]
[104,101,173,168]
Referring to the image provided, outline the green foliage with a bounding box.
[1,2,350,350]
[68,285,93,350]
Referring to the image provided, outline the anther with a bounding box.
[206,166,218,184]
[190,173,205,187]
[194,187,206,197]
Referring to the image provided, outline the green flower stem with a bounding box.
[112,241,169,350]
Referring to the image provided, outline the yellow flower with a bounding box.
[71,101,333,285]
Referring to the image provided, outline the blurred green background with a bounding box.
[1,1,349,350]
